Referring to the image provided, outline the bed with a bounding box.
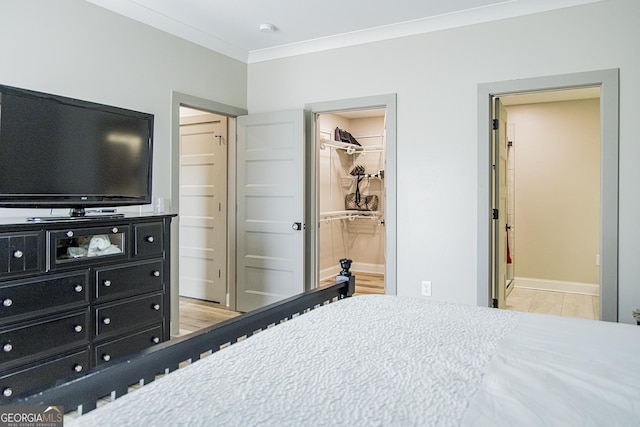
[14,265,640,425]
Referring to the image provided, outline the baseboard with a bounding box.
[514,277,599,296]
[320,262,384,282]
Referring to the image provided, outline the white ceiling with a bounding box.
[86,0,602,63]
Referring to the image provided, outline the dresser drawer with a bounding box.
[133,222,164,258]
[95,293,163,338]
[0,232,42,278]
[0,311,89,368]
[95,260,163,302]
[0,272,89,325]
[94,324,163,366]
[0,347,90,400]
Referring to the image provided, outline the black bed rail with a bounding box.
[15,265,355,414]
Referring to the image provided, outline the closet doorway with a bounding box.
[316,109,387,295]
[478,69,619,322]
[494,90,602,320]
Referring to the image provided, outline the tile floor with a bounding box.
[506,286,600,320]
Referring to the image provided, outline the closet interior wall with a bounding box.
[318,112,386,280]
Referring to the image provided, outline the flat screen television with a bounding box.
[0,84,153,218]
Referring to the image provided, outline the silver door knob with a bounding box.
[3,299,12,307]
[146,236,154,243]
[103,317,111,325]
[102,354,111,362]
[12,250,23,259]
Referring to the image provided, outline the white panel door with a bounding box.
[179,114,227,303]
[492,98,508,309]
[236,110,305,312]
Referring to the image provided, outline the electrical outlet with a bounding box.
[421,280,432,297]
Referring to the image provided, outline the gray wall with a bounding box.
[3,0,639,324]
[247,0,640,323]
[0,0,247,219]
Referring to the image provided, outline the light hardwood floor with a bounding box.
[506,286,600,320]
[178,276,601,337]
[177,272,385,336]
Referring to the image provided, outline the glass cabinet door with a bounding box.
[49,226,128,267]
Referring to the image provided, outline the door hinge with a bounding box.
[492,119,499,130]
[492,209,499,220]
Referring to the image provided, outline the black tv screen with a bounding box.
[0,84,153,214]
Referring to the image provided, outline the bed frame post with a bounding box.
[338,258,356,297]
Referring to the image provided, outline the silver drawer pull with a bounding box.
[152,337,160,344]
[103,317,111,325]
[3,343,12,353]
[152,270,160,277]
[74,364,83,372]
[12,250,23,259]
[146,236,154,243]
[74,325,83,333]
[2,299,12,307]
[111,227,119,234]
[153,304,160,311]
[103,280,112,287]
[66,231,74,237]
[2,388,12,397]
[102,354,111,362]
[74,285,83,293]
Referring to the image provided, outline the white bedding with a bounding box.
[68,295,640,426]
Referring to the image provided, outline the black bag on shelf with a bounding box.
[334,127,361,146]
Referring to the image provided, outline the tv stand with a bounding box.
[0,214,174,400]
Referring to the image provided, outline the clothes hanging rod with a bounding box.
[350,170,384,179]
[319,210,382,223]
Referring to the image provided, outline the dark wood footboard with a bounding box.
[16,269,355,414]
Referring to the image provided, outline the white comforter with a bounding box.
[69,295,640,426]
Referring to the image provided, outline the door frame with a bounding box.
[305,94,398,295]
[477,69,619,321]
[170,91,247,334]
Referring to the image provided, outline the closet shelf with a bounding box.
[320,210,382,223]
[319,139,384,155]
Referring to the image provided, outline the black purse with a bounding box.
[345,175,379,211]
[334,127,361,146]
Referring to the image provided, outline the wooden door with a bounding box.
[236,110,305,312]
[492,98,508,309]
[179,113,228,303]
